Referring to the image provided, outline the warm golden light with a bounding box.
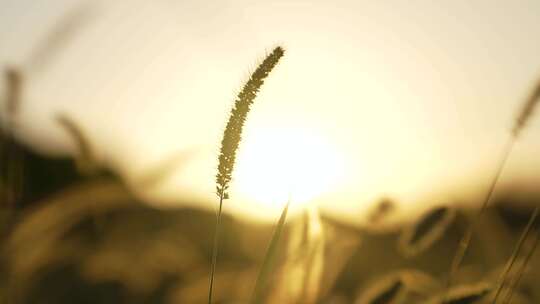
[233,126,345,210]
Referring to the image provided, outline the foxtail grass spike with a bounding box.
[215,46,285,199]
[209,46,285,304]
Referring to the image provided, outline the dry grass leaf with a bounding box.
[423,282,492,304]
[398,206,456,257]
[355,269,438,304]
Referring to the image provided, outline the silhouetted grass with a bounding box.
[210,46,285,304]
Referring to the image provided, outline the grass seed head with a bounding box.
[215,46,285,199]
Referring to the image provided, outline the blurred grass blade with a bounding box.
[429,282,492,304]
[4,67,22,118]
[398,205,455,257]
[269,206,324,303]
[26,2,96,74]
[503,215,540,304]
[356,274,406,304]
[491,207,539,304]
[512,76,540,137]
[445,137,514,294]
[447,74,540,297]
[250,201,289,304]
[1,68,24,208]
[56,114,97,175]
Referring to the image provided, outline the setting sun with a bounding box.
[233,126,345,211]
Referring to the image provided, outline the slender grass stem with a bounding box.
[208,192,225,304]
[443,136,515,302]
[503,210,540,304]
[491,207,539,304]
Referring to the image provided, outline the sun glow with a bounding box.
[233,127,345,210]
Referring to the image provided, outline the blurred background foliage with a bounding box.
[0,125,539,303]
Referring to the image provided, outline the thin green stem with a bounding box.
[208,193,224,304]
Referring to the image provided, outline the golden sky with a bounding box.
[1,0,540,223]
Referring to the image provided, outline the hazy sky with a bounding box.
[1,0,540,223]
